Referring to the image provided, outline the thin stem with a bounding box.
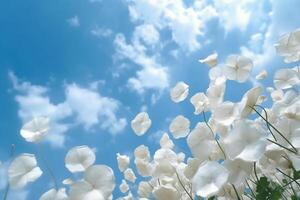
[202,112,227,159]
[231,184,242,200]
[245,179,256,198]
[267,139,297,154]
[37,147,58,190]
[253,105,277,141]
[250,105,298,153]
[175,171,194,200]
[276,168,300,188]
[3,144,16,200]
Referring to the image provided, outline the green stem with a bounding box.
[276,168,300,188]
[253,105,277,141]
[245,179,256,198]
[175,171,194,200]
[202,112,227,159]
[231,184,242,200]
[250,105,298,154]
[37,147,58,190]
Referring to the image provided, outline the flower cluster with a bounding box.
[3,28,300,200]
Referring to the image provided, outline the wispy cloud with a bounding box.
[9,72,127,148]
[67,16,80,27]
[91,27,113,38]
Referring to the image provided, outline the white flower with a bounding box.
[131,112,152,136]
[238,86,262,118]
[69,165,115,200]
[65,146,96,173]
[187,123,216,162]
[275,29,300,63]
[116,153,130,172]
[199,52,218,68]
[224,159,253,186]
[20,117,49,143]
[224,55,253,83]
[223,120,267,162]
[256,69,268,80]
[62,178,74,185]
[119,179,129,193]
[40,188,68,200]
[159,133,174,149]
[8,153,43,188]
[274,68,299,90]
[134,158,152,177]
[169,115,190,139]
[134,145,150,161]
[153,185,181,200]
[170,81,189,103]
[190,92,209,114]
[212,101,238,126]
[192,161,229,198]
[124,168,136,183]
[207,78,226,107]
[138,181,152,198]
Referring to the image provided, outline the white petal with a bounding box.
[65,146,96,173]
[20,117,49,143]
[170,81,189,103]
[131,112,152,136]
[223,120,267,162]
[40,188,68,200]
[274,68,299,90]
[169,115,190,139]
[124,168,136,183]
[84,165,115,199]
[119,180,129,193]
[190,93,209,115]
[153,185,181,200]
[116,153,130,172]
[255,70,268,80]
[159,133,174,149]
[8,153,43,188]
[192,161,229,198]
[199,52,218,68]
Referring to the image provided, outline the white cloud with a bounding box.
[9,72,71,147]
[133,24,160,46]
[212,0,256,32]
[240,0,300,72]
[114,33,169,94]
[65,84,127,133]
[9,72,127,147]
[127,0,217,52]
[67,16,80,27]
[91,27,113,38]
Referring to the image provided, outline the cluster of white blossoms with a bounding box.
[3,28,300,200]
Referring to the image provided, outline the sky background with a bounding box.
[0,0,300,199]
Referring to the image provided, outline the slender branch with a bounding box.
[202,112,227,159]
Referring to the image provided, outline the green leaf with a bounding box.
[255,176,284,200]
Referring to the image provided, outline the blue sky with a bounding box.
[0,0,300,199]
